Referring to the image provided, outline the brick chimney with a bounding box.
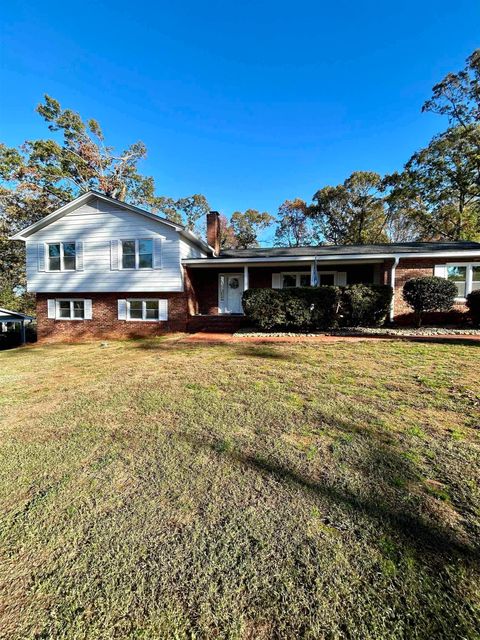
[206,210,221,255]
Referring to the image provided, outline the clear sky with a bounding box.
[1,0,479,243]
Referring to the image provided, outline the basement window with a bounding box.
[57,300,84,320]
[126,299,165,321]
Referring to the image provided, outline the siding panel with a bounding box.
[26,201,185,292]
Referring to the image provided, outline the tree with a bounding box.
[229,209,274,249]
[386,49,480,241]
[274,198,312,247]
[422,49,480,128]
[219,215,237,250]
[386,126,480,240]
[309,171,388,244]
[152,194,211,233]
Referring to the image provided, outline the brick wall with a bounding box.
[393,258,468,323]
[36,291,189,342]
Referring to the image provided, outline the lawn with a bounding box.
[0,336,479,639]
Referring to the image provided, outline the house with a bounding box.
[10,191,480,341]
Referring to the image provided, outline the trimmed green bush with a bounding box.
[402,276,457,327]
[242,285,391,331]
[339,284,393,327]
[466,289,480,326]
[242,288,286,330]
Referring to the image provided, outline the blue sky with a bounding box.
[1,0,479,243]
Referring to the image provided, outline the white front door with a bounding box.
[219,274,244,314]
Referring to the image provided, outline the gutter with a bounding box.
[183,250,480,265]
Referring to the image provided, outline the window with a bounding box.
[281,272,311,288]
[56,300,84,320]
[447,266,467,298]
[48,242,76,271]
[319,273,335,286]
[127,299,163,321]
[121,239,153,269]
[446,264,480,298]
[472,266,480,292]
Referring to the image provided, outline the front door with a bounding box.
[219,274,244,314]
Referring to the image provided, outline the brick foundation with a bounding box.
[36,292,189,342]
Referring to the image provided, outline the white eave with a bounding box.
[182,249,480,265]
[10,190,212,254]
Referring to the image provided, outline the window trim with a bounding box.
[445,262,480,300]
[126,298,162,322]
[120,238,154,270]
[55,298,86,321]
[47,241,77,272]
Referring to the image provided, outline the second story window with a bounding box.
[48,242,76,271]
[121,239,153,269]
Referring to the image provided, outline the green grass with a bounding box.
[0,336,479,639]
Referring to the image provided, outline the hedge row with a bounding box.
[242,284,393,331]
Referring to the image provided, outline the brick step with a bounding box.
[187,315,245,333]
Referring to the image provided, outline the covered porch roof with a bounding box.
[0,308,34,323]
[183,240,480,266]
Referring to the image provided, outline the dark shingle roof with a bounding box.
[218,241,480,258]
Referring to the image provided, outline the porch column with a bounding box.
[20,320,26,345]
[243,265,249,291]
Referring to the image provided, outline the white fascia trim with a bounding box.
[183,250,480,265]
[10,191,186,240]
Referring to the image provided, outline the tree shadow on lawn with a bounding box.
[175,431,479,563]
[397,336,480,347]
[130,338,296,360]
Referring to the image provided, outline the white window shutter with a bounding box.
[336,271,347,286]
[84,299,92,320]
[158,299,168,321]
[153,237,163,269]
[118,299,127,320]
[272,274,282,289]
[47,299,56,319]
[111,240,119,270]
[434,264,447,279]
[76,241,84,271]
[38,243,46,271]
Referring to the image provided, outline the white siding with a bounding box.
[179,238,207,260]
[25,199,185,293]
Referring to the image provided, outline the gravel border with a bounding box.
[234,326,480,337]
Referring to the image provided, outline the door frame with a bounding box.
[218,273,244,314]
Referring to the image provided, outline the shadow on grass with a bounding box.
[399,336,480,347]
[236,345,295,360]
[176,432,478,561]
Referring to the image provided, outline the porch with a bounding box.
[185,260,388,325]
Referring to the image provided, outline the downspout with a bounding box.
[389,257,400,323]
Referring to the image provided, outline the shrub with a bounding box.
[339,284,393,327]
[242,288,286,330]
[243,287,340,331]
[466,290,480,326]
[242,285,391,331]
[402,277,457,327]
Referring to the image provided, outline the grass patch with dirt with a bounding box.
[0,336,479,639]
